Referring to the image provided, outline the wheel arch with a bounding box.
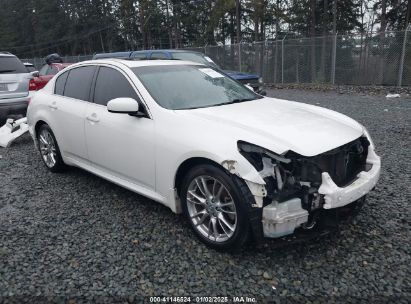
[174,157,227,197]
[173,156,264,246]
[34,120,48,138]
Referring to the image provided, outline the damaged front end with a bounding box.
[238,134,381,239]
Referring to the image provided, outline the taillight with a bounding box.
[29,79,37,91]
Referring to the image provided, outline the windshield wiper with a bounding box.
[0,70,15,73]
[216,98,255,106]
[177,98,256,110]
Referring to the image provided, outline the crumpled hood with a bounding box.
[180,97,364,157]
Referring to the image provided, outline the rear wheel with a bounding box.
[181,164,251,251]
[37,124,66,172]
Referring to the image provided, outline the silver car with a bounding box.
[0,52,32,123]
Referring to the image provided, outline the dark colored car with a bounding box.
[93,50,264,93]
[30,63,72,91]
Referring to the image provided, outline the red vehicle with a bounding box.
[30,63,72,91]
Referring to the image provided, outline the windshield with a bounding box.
[171,52,219,69]
[133,65,261,110]
[0,56,28,74]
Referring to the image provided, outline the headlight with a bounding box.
[258,77,263,84]
[237,141,290,164]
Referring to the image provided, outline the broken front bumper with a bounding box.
[261,147,381,239]
[318,147,381,209]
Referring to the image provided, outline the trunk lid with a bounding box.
[0,73,30,100]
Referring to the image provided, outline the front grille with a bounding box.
[288,137,370,188]
[315,137,369,187]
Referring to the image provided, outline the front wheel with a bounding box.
[181,164,251,251]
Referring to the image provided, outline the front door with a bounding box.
[84,66,155,190]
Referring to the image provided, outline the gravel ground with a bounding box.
[0,89,410,303]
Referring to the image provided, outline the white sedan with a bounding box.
[27,59,381,250]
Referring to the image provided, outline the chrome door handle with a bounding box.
[49,102,57,110]
[86,114,100,123]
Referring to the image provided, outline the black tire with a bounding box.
[36,124,66,172]
[181,164,251,251]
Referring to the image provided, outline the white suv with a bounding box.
[0,52,32,123]
[27,59,381,250]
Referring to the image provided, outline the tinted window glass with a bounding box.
[39,65,48,76]
[150,52,168,60]
[0,56,27,74]
[132,53,147,60]
[94,67,139,106]
[48,66,59,75]
[64,66,95,101]
[55,71,69,95]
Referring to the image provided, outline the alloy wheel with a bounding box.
[186,175,238,243]
[38,129,57,168]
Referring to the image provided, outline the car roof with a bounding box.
[93,51,133,59]
[50,63,72,67]
[94,49,204,60]
[132,49,202,54]
[0,52,16,58]
[78,59,204,69]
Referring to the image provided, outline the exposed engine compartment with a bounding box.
[238,136,370,213]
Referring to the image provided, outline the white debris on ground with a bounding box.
[0,117,29,148]
[386,93,401,98]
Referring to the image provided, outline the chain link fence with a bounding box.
[22,29,411,87]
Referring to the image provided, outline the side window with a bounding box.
[54,71,69,95]
[39,65,48,76]
[64,66,95,101]
[132,53,147,60]
[48,66,59,75]
[150,52,168,60]
[93,67,140,106]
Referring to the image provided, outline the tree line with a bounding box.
[0,0,410,58]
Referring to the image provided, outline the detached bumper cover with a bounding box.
[319,147,381,209]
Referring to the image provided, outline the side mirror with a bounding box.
[31,71,39,78]
[107,98,139,115]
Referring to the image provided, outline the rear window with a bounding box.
[0,56,28,74]
[48,66,59,75]
[150,52,168,60]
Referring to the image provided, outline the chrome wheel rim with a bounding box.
[186,175,237,243]
[38,129,57,168]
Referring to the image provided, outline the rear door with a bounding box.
[0,55,30,100]
[84,65,155,189]
[49,65,96,162]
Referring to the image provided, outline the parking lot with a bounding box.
[0,88,410,303]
